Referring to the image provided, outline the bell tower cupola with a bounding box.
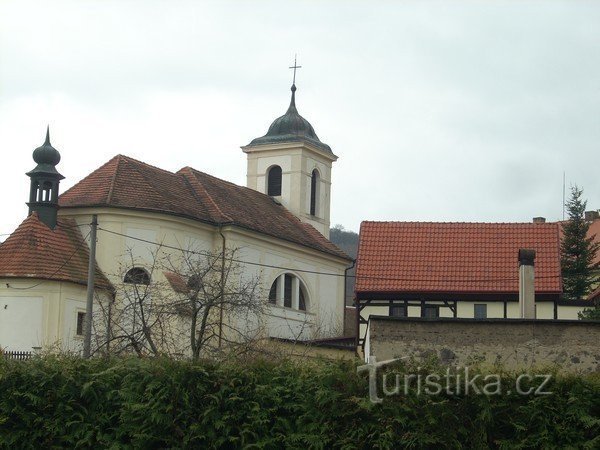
[26,126,64,229]
[242,65,337,239]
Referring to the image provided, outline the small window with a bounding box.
[422,305,439,319]
[474,304,487,319]
[76,311,86,336]
[124,267,150,285]
[390,305,407,317]
[310,169,319,216]
[267,165,282,196]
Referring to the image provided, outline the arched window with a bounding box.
[310,169,319,216]
[268,282,277,304]
[267,165,282,196]
[267,273,309,312]
[124,267,151,285]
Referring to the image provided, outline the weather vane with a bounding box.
[289,54,301,85]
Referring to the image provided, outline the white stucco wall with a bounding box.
[0,279,109,353]
[62,208,348,344]
[359,299,590,342]
[243,143,335,238]
[0,295,43,351]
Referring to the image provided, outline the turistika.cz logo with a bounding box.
[357,356,553,404]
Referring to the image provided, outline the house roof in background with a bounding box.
[355,221,562,296]
[588,220,600,266]
[59,154,350,261]
[558,218,600,266]
[0,213,112,290]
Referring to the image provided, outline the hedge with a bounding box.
[0,356,598,449]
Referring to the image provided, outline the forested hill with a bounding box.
[329,225,359,258]
[329,225,359,306]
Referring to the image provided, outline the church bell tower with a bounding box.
[26,127,64,229]
[242,74,337,239]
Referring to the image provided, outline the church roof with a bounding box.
[247,85,332,153]
[355,221,562,297]
[0,213,112,290]
[59,155,350,261]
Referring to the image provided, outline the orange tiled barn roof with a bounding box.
[59,155,350,261]
[355,221,562,296]
[0,213,112,290]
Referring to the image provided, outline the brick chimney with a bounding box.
[518,249,536,319]
[584,211,599,222]
[532,217,546,224]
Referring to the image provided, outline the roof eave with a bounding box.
[59,204,351,262]
[0,274,114,292]
[241,141,338,162]
[355,290,562,302]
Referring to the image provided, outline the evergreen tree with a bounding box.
[560,186,600,300]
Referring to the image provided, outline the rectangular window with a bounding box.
[474,304,487,319]
[390,305,407,317]
[421,305,439,319]
[284,274,292,308]
[76,311,86,336]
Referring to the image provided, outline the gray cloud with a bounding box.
[1,0,599,238]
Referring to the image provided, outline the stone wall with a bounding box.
[366,316,600,372]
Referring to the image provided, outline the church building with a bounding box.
[0,83,352,355]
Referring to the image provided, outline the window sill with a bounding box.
[268,304,314,316]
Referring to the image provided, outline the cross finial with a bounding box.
[289,54,301,86]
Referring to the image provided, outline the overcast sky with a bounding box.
[1,0,599,238]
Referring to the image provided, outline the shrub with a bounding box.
[0,356,598,448]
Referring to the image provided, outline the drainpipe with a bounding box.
[518,249,536,319]
[218,226,226,348]
[344,260,355,337]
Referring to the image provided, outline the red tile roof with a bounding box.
[0,213,112,290]
[163,271,188,294]
[355,221,561,296]
[587,220,600,266]
[59,155,349,261]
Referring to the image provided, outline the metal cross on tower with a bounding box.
[289,55,302,85]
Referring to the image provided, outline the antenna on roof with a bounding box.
[562,171,566,221]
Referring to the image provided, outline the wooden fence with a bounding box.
[2,350,33,361]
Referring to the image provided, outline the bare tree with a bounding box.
[163,246,267,359]
[95,245,267,360]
